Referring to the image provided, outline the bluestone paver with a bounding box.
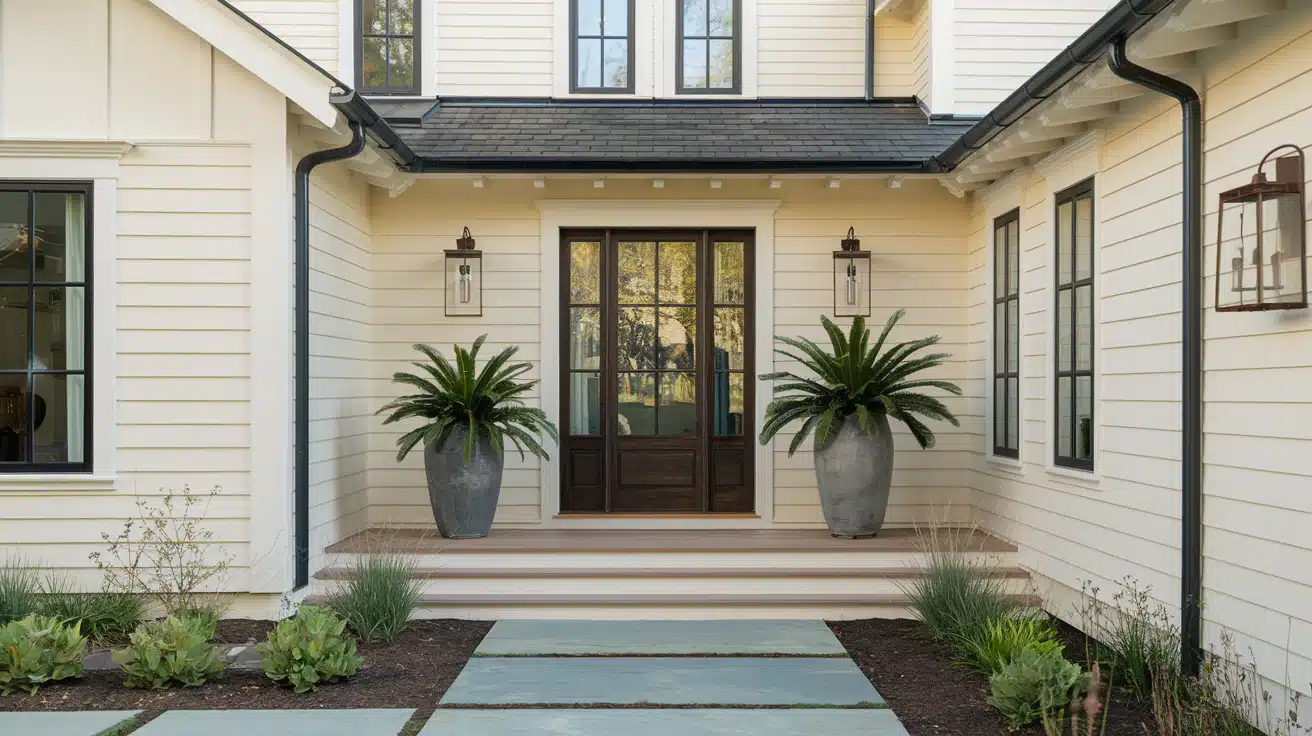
[474,620,847,656]
[420,709,909,736]
[132,709,415,736]
[0,711,140,736]
[440,657,883,706]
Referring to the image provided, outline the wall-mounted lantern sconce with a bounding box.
[445,227,483,317]
[834,227,871,317]
[1215,144,1307,312]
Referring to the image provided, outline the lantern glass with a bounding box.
[1215,146,1307,312]
[833,252,871,318]
[444,250,482,317]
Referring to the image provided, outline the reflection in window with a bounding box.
[574,0,633,92]
[680,0,738,92]
[1054,180,1095,470]
[357,0,418,94]
[993,209,1020,458]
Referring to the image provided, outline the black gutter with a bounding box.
[409,157,945,174]
[934,0,1180,172]
[866,0,877,100]
[292,121,366,590]
[331,90,419,168]
[1107,36,1204,678]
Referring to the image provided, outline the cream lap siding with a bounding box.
[911,0,932,105]
[872,1,931,99]
[757,0,866,97]
[436,0,555,97]
[952,0,1116,116]
[228,0,341,77]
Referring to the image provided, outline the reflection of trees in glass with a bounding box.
[715,242,745,304]
[570,242,601,303]
[616,308,655,370]
[618,242,656,303]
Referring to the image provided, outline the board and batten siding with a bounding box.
[973,4,1312,718]
[228,0,341,77]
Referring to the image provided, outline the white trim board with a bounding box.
[536,199,781,530]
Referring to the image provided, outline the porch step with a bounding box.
[313,566,1030,580]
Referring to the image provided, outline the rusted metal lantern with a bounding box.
[834,227,871,317]
[1215,144,1307,312]
[445,227,483,317]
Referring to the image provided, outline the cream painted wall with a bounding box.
[229,0,342,76]
[757,0,865,97]
[972,3,1312,722]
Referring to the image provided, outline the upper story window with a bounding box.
[0,183,92,473]
[357,0,420,95]
[572,0,635,93]
[1054,179,1094,471]
[678,0,740,94]
[993,208,1020,459]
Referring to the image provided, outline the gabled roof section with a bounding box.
[388,99,974,174]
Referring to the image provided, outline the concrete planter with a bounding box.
[423,427,504,539]
[814,414,895,538]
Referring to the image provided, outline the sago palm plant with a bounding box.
[759,310,962,455]
[378,336,558,463]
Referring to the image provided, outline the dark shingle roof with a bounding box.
[388,100,974,173]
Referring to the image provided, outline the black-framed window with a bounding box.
[0,183,93,473]
[356,0,419,95]
[993,209,1020,459]
[677,0,741,94]
[571,0,635,93]
[1054,179,1094,471]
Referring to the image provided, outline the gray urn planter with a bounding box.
[423,428,504,539]
[814,414,895,538]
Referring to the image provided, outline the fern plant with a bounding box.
[759,310,962,454]
[378,337,559,463]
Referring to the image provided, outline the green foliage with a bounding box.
[0,614,88,695]
[326,552,422,644]
[903,527,1020,646]
[758,310,962,454]
[957,615,1062,675]
[987,643,1091,731]
[377,338,559,464]
[258,605,363,693]
[0,560,41,625]
[112,616,225,689]
[1078,577,1180,702]
[39,577,141,644]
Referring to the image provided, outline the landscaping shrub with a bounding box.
[987,643,1090,731]
[113,615,225,689]
[1078,577,1180,701]
[259,605,363,693]
[39,577,141,644]
[0,561,41,625]
[0,614,88,695]
[904,525,1019,645]
[957,614,1061,675]
[327,551,422,645]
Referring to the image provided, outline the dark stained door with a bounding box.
[560,229,753,514]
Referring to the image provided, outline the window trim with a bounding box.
[993,208,1020,460]
[570,0,637,94]
[1053,178,1095,472]
[676,0,743,95]
[354,0,422,96]
[0,180,94,475]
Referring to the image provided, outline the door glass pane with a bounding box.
[390,0,414,34]
[570,307,602,370]
[0,287,27,370]
[617,241,656,304]
[994,227,1006,298]
[0,192,28,278]
[1075,284,1092,371]
[0,374,29,463]
[1007,376,1019,449]
[578,0,602,35]
[714,241,745,304]
[713,307,744,371]
[1075,196,1093,281]
[34,193,85,283]
[658,373,697,436]
[603,0,628,35]
[617,373,656,436]
[1057,376,1072,458]
[361,37,387,88]
[1057,201,1073,285]
[603,40,628,88]
[683,41,707,88]
[1075,376,1093,460]
[361,0,386,33]
[709,0,733,35]
[388,39,414,89]
[659,241,697,304]
[616,307,656,369]
[1008,219,1021,295]
[659,308,696,370]
[1006,299,1019,373]
[683,0,708,36]
[994,302,1004,368]
[570,241,601,304]
[577,38,601,88]
[714,373,744,436]
[709,39,734,88]
[33,374,83,464]
[1057,288,1072,372]
[995,377,1006,446]
[33,287,84,371]
[569,373,602,435]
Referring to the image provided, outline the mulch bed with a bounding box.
[829,618,1158,735]
[0,619,493,729]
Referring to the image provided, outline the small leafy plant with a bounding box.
[988,643,1091,731]
[759,310,961,454]
[327,552,423,645]
[112,615,225,689]
[0,560,41,625]
[903,525,1020,645]
[0,614,88,695]
[958,615,1062,675]
[378,338,558,463]
[39,577,141,644]
[259,605,363,693]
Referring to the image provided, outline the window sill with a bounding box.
[986,454,1025,471]
[1046,465,1100,488]
[0,474,117,492]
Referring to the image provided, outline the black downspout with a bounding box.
[1107,36,1204,678]
[293,121,366,590]
[865,0,876,100]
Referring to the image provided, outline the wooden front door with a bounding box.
[560,229,754,514]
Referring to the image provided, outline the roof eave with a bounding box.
[409,158,942,174]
